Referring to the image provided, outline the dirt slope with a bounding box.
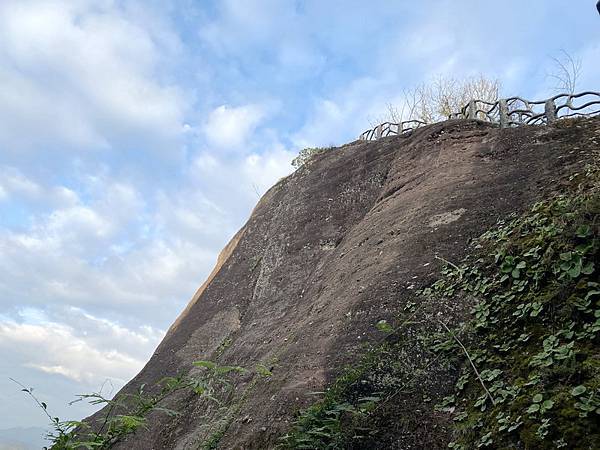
[99,118,600,449]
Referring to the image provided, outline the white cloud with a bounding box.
[0,144,294,328]
[0,0,185,154]
[188,146,294,214]
[0,166,82,212]
[0,148,294,434]
[0,167,42,200]
[0,311,161,385]
[203,104,266,150]
[242,148,294,192]
[199,0,294,55]
[48,206,114,241]
[292,99,347,148]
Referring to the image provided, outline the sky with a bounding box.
[0,0,598,447]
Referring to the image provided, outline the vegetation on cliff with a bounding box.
[281,142,600,449]
[436,163,600,449]
[16,361,247,449]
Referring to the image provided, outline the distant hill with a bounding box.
[0,426,46,449]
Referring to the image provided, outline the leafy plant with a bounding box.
[428,164,600,448]
[291,147,330,169]
[15,361,248,449]
[526,394,554,415]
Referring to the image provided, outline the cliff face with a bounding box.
[99,118,599,449]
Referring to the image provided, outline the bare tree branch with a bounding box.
[548,50,582,95]
[379,75,500,124]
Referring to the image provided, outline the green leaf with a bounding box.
[530,303,543,317]
[193,360,216,370]
[586,290,600,300]
[376,320,393,333]
[215,365,246,375]
[560,252,573,261]
[571,385,587,396]
[255,364,273,377]
[357,396,381,403]
[542,399,554,409]
[575,243,594,254]
[117,415,145,431]
[532,394,543,403]
[576,224,591,238]
[526,404,540,414]
[568,265,581,278]
[582,262,595,275]
[516,261,527,269]
[76,443,104,449]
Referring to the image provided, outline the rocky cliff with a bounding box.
[89,117,600,449]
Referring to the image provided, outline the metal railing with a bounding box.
[359,91,600,141]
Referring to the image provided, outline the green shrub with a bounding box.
[291,147,329,169]
[14,361,246,449]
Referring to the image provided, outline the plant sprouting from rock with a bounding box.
[14,361,247,449]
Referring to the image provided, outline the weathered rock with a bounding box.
[94,117,600,449]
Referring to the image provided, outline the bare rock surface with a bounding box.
[95,118,600,449]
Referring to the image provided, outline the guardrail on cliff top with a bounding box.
[359,91,600,141]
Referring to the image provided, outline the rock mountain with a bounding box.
[89,117,600,449]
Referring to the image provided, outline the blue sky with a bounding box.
[0,0,598,446]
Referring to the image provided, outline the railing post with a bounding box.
[545,99,557,123]
[376,124,382,140]
[468,100,477,120]
[499,99,508,128]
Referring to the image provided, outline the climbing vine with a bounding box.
[281,163,600,449]
[432,165,600,449]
